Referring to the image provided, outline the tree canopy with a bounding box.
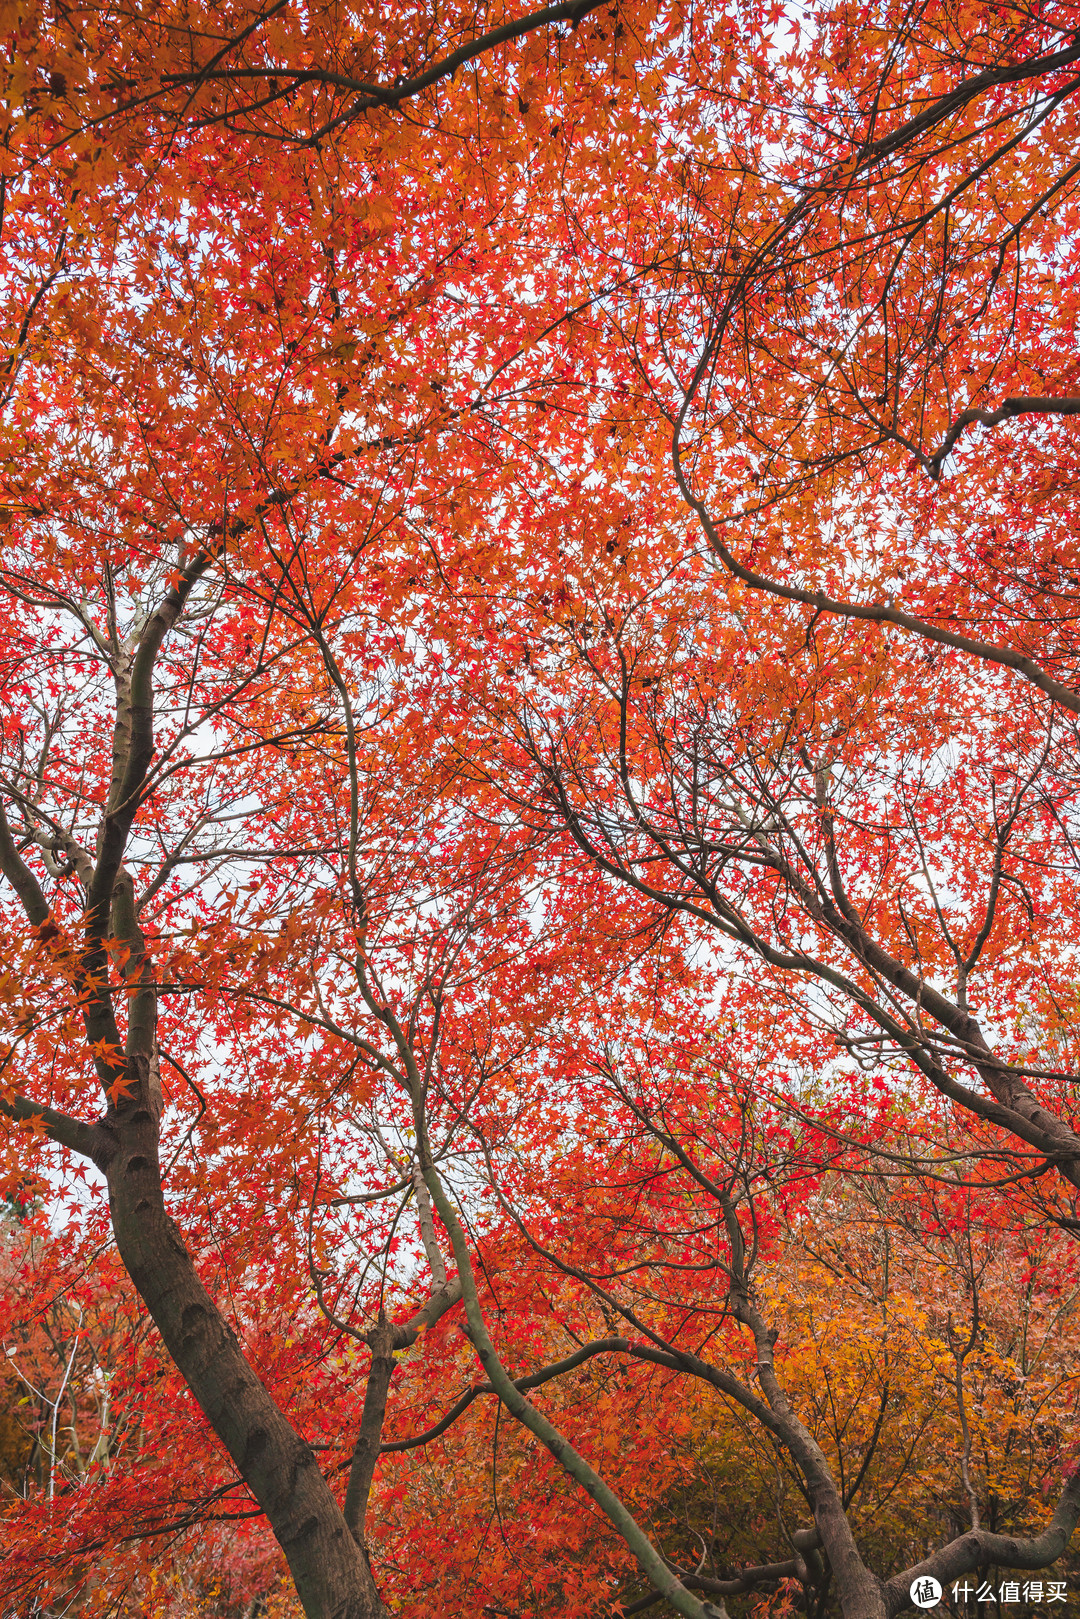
[3,2,1080,1616]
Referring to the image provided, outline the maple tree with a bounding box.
[4,1,1080,1617]
[371,1134,1080,1617]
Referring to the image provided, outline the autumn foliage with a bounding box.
[3,1,1080,1616]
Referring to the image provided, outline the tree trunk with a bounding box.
[103,1100,386,1619]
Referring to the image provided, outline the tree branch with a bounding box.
[161,0,608,142]
[0,1089,113,1167]
[684,496,1080,718]
[380,1336,643,1452]
[0,798,50,926]
[926,395,1080,479]
[343,1314,396,1547]
[886,1469,1080,1614]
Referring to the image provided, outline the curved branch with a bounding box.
[0,1089,113,1167]
[684,495,1080,718]
[416,1149,726,1619]
[926,395,1080,479]
[886,1470,1080,1615]
[162,0,608,142]
[381,1336,644,1452]
[0,798,50,926]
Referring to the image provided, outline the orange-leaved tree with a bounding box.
[4,2,1080,1618]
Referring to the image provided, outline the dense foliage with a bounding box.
[3,1,1080,1615]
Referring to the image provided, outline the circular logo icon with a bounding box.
[909,1577,942,1609]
